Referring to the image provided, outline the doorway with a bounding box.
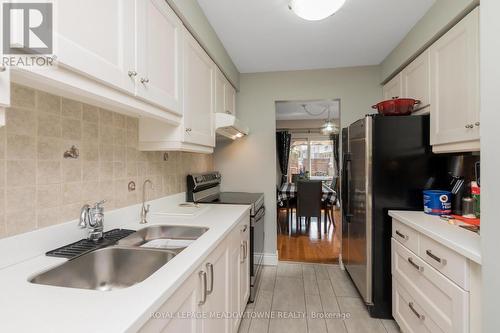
[275,99,341,263]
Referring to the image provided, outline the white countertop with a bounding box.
[0,194,250,333]
[388,210,481,264]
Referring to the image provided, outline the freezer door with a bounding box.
[344,117,372,304]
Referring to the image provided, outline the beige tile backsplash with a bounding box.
[0,84,213,239]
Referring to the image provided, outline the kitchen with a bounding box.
[0,0,499,332]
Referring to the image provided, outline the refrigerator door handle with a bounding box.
[342,153,353,221]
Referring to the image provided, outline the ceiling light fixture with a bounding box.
[320,106,338,135]
[289,0,346,21]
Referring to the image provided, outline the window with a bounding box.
[288,136,337,182]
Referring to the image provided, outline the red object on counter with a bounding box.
[372,98,421,116]
[451,214,480,226]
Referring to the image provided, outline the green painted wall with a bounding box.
[381,0,479,83]
[166,0,240,89]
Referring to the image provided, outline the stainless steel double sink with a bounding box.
[30,225,208,291]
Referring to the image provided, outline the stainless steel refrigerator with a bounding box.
[341,114,445,318]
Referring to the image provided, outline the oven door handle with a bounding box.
[253,206,265,222]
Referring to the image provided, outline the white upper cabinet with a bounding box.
[54,0,136,93]
[135,0,182,114]
[182,30,215,147]
[430,8,480,151]
[215,68,236,115]
[215,69,226,114]
[402,49,430,111]
[224,81,236,115]
[382,73,403,100]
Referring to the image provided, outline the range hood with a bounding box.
[215,113,249,140]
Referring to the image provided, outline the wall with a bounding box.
[276,119,335,130]
[480,0,500,330]
[0,84,213,239]
[166,0,240,88]
[214,66,382,256]
[381,0,479,82]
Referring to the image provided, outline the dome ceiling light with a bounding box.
[289,0,346,21]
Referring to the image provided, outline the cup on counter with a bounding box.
[423,190,452,215]
[462,197,476,219]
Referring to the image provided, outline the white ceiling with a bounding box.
[276,100,340,121]
[196,0,435,73]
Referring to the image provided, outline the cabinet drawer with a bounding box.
[392,239,469,333]
[419,234,470,290]
[392,219,419,254]
[393,277,443,333]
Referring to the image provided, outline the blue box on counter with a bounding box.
[423,190,452,215]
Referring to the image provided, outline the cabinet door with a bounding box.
[383,73,403,100]
[136,0,182,114]
[215,69,226,114]
[403,50,430,110]
[182,31,215,147]
[139,267,203,333]
[430,8,480,146]
[54,0,135,93]
[229,239,242,333]
[202,241,230,333]
[224,83,236,115]
[239,223,250,312]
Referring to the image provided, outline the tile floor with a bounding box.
[238,262,400,333]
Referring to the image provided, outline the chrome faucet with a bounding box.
[140,179,153,224]
[79,200,106,241]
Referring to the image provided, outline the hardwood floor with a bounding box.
[277,208,341,263]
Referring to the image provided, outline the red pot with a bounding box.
[372,98,421,116]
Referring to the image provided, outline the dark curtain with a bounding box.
[330,133,340,178]
[276,131,292,186]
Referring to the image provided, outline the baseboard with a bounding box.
[258,251,278,266]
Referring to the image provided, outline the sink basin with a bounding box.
[116,225,208,249]
[30,247,177,291]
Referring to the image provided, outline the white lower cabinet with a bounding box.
[391,220,474,333]
[139,218,250,333]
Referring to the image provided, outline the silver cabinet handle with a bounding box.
[475,122,480,127]
[198,271,207,305]
[409,302,425,320]
[140,77,149,84]
[465,124,474,129]
[407,257,424,272]
[240,243,245,263]
[0,65,6,72]
[225,110,231,114]
[395,230,408,241]
[185,128,192,132]
[128,70,137,78]
[244,240,248,260]
[206,263,214,295]
[426,250,447,265]
[242,224,248,233]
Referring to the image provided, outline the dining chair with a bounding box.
[296,180,323,236]
[322,177,338,233]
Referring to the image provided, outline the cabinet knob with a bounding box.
[0,65,6,72]
[140,77,149,84]
[465,124,474,129]
[127,70,137,78]
[475,122,480,127]
[225,110,231,114]
[185,128,192,132]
